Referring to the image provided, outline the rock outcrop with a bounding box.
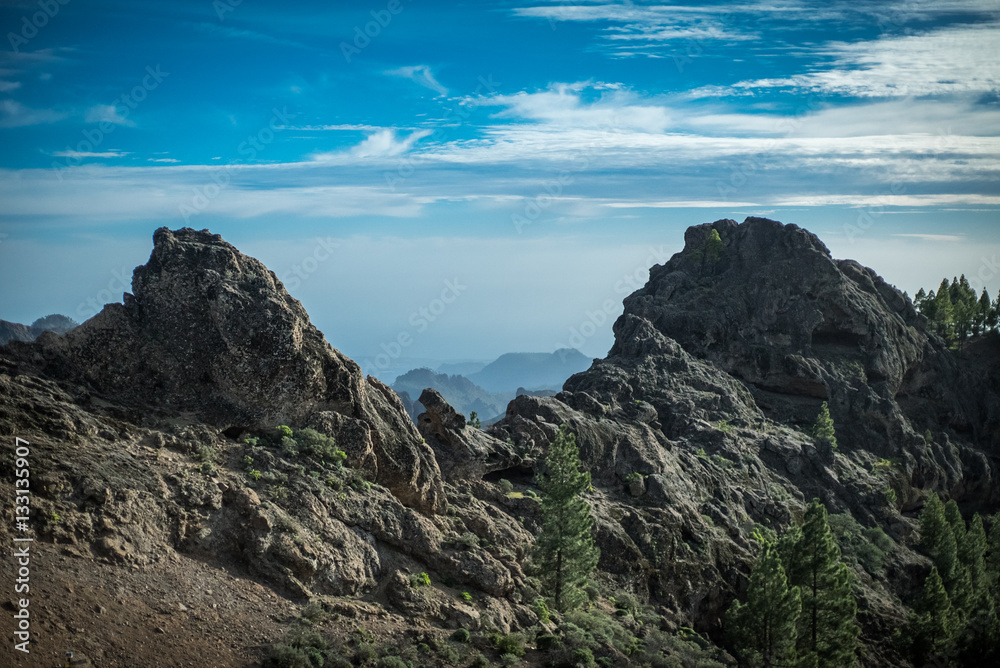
[487,216,999,636]
[416,388,520,481]
[5,228,444,514]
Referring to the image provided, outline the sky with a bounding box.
[0,0,998,379]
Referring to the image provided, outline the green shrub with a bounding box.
[301,601,327,624]
[281,436,300,456]
[354,644,377,664]
[468,654,490,668]
[456,532,480,550]
[248,469,262,482]
[437,644,460,664]
[326,477,342,491]
[828,512,895,576]
[460,591,473,603]
[451,628,471,643]
[376,657,407,668]
[265,644,315,668]
[531,597,551,624]
[194,444,216,463]
[277,425,294,439]
[499,478,514,494]
[409,572,431,588]
[296,428,343,462]
[491,633,526,658]
[573,647,596,668]
[265,628,328,668]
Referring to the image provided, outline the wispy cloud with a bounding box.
[0,80,21,92]
[710,21,1000,98]
[893,233,967,242]
[470,84,672,132]
[0,99,66,127]
[51,150,130,159]
[194,22,307,49]
[386,65,449,96]
[311,128,432,162]
[85,104,135,127]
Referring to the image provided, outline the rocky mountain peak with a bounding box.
[10,227,446,513]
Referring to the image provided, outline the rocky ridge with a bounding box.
[1,219,997,667]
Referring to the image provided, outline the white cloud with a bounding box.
[52,150,130,159]
[718,22,1000,97]
[0,80,21,92]
[311,129,432,162]
[0,166,429,220]
[0,99,66,127]
[148,158,180,163]
[471,84,672,133]
[893,233,966,242]
[85,104,135,127]
[386,65,449,96]
[288,123,386,131]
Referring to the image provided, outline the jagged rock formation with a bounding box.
[416,388,520,481]
[4,228,444,514]
[487,217,999,640]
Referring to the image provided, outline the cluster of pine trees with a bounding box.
[914,275,998,347]
[726,498,860,668]
[904,493,1000,666]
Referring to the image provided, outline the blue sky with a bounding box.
[1,0,998,378]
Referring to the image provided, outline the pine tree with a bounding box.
[727,542,801,668]
[954,513,1000,664]
[949,275,977,347]
[920,493,958,583]
[812,402,837,452]
[922,289,938,322]
[914,287,928,310]
[785,499,859,667]
[705,228,724,263]
[975,289,992,336]
[530,424,600,612]
[910,566,957,665]
[932,279,955,342]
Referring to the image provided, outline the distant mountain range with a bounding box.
[467,348,590,393]
[392,349,591,422]
[0,314,77,345]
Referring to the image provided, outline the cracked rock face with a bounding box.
[11,227,445,514]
